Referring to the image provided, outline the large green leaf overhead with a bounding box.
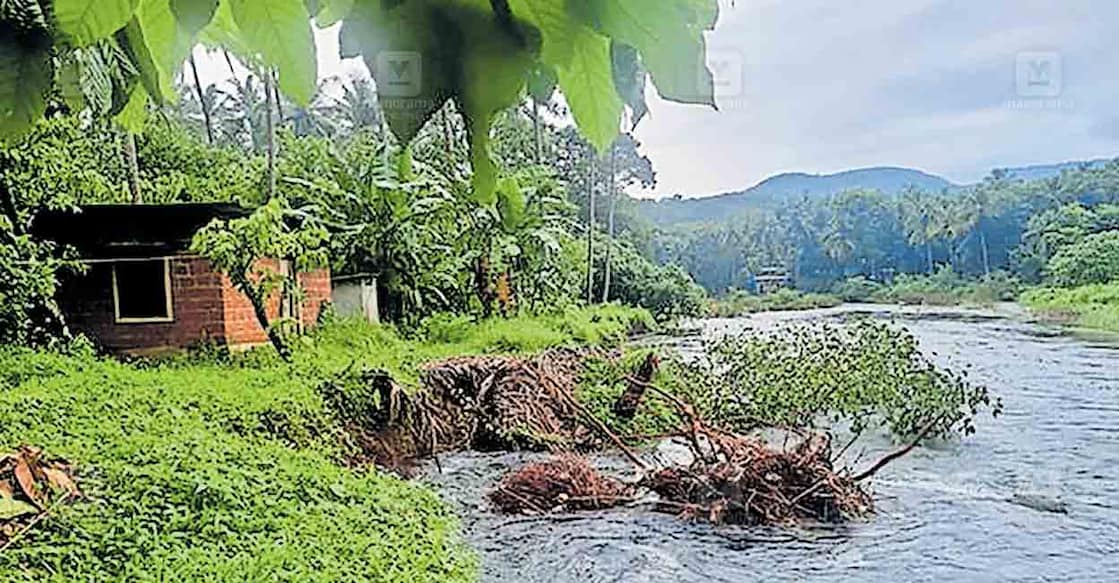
[54,0,139,47]
[229,0,317,105]
[341,0,539,205]
[0,0,52,140]
[555,27,621,153]
[583,0,718,107]
[0,0,720,180]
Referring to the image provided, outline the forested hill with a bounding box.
[640,159,1114,226]
[639,167,956,225]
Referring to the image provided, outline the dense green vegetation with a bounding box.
[0,305,650,580]
[580,319,1001,441]
[649,166,1119,295]
[637,162,1118,330]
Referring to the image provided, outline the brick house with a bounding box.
[33,204,331,354]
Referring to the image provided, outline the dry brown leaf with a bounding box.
[0,481,12,499]
[13,460,42,509]
[42,468,78,496]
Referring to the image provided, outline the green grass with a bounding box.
[0,305,652,581]
[1020,282,1119,333]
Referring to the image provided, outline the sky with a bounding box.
[193,0,1119,199]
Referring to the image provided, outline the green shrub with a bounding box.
[832,276,884,302]
[579,320,1000,444]
[1045,231,1119,288]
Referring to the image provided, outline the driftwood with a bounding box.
[490,455,632,514]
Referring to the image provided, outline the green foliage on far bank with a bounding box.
[1045,231,1119,288]
[0,305,649,581]
[1021,283,1119,333]
[834,268,1023,306]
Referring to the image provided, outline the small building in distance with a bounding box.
[754,266,791,295]
[33,204,331,355]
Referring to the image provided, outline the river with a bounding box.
[421,304,1119,582]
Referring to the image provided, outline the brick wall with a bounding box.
[59,255,332,354]
[222,259,332,347]
[60,256,227,354]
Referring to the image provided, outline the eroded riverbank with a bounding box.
[422,305,1119,582]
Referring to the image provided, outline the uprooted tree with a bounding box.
[191,196,329,360]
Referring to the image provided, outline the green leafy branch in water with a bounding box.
[675,319,1003,439]
[584,320,1003,442]
[1,0,719,204]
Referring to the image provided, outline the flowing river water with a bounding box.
[421,304,1119,582]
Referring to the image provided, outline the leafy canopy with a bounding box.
[0,0,718,202]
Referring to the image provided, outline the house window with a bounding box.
[112,259,173,323]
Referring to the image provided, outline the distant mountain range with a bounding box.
[638,158,1114,226]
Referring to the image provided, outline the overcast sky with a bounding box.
[193,0,1119,199]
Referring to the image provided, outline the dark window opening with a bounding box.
[113,260,172,322]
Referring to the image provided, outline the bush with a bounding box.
[1045,231,1119,287]
[832,276,884,302]
[603,242,708,321]
[869,267,1020,306]
[670,319,1002,438]
[578,320,1001,441]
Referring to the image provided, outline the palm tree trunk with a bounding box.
[926,241,934,274]
[123,131,141,204]
[585,159,596,304]
[532,99,542,164]
[442,106,454,158]
[979,227,991,276]
[271,70,284,126]
[189,54,214,144]
[264,70,276,200]
[601,141,617,303]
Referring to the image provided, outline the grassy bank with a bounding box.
[1020,283,1119,333]
[0,305,652,581]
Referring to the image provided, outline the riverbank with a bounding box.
[0,305,652,580]
[1020,282,1119,333]
[436,307,1119,582]
[711,272,1022,318]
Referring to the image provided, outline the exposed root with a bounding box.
[646,433,873,525]
[489,455,632,514]
[332,349,603,470]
